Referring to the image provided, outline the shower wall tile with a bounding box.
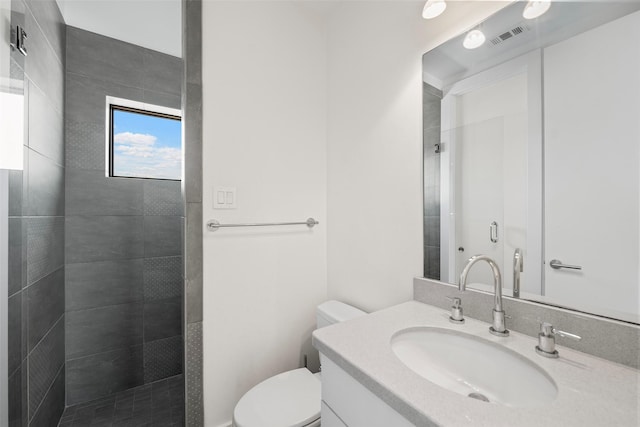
[66,259,144,311]
[29,366,65,427]
[65,72,143,124]
[143,336,183,383]
[67,26,144,87]
[28,317,64,420]
[423,147,440,173]
[66,169,144,216]
[9,169,24,216]
[184,83,202,204]
[26,268,64,352]
[24,8,64,114]
[143,180,182,216]
[143,256,182,300]
[184,0,202,86]
[65,216,144,263]
[64,26,184,405]
[185,202,203,324]
[66,345,144,405]
[24,0,65,63]
[184,1,203,422]
[28,81,64,166]
[424,185,440,217]
[144,216,182,257]
[144,297,182,342]
[26,148,65,216]
[424,245,441,280]
[8,217,24,295]
[8,293,23,374]
[26,217,64,285]
[8,363,26,427]
[423,96,441,131]
[423,84,442,281]
[65,302,144,359]
[8,1,66,426]
[64,120,105,171]
[143,89,182,111]
[185,322,203,427]
[9,0,26,69]
[141,49,183,96]
[424,216,440,247]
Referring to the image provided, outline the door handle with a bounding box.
[489,221,498,243]
[549,259,582,270]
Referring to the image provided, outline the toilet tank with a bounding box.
[316,300,366,329]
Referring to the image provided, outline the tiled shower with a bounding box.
[64,26,183,407]
[423,82,442,280]
[5,0,185,425]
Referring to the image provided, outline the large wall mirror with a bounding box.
[423,1,640,324]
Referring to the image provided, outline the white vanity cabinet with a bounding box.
[320,355,415,427]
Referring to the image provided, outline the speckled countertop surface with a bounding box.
[312,301,640,427]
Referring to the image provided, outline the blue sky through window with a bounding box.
[112,108,182,180]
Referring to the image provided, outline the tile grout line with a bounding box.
[27,313,64,362]
[28,363,64,424]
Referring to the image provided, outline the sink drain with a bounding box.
[468,392,490,402]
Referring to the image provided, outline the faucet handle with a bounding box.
[446,296,465,324]
[536,322,581,358]
[446,296,461,306]
[540,322,582,341]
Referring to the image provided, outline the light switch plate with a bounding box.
[213,187,237,209]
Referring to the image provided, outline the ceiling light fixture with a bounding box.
[463,29,486,50]
[523,0,552,20]
[422,0,447,19]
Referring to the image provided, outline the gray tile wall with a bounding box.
[64,26,184,406]
[183,0,204,425]
[423,83,442,280]
[7,0,67,426]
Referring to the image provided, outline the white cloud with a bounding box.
[114,132,157,146]
[113,132,181,180]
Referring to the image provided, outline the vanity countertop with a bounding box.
[312,301,639,427]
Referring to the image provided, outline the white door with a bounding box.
[543,12,640,320]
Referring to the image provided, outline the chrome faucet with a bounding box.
[459,255,510,337]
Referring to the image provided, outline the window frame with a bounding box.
[105,96,182,181]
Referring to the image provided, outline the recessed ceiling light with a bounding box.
[422,0,447,20]
[463,30,486,50]
[523,0,552,20]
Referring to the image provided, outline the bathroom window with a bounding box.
[107,97,182,181]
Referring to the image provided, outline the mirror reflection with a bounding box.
[423,1,640,324]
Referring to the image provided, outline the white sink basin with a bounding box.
[391,327,558,407]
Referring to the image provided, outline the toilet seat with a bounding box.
[233,368,321,427]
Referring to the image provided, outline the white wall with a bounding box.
[326,1,509,311]
[202,1,509,425]
[202,2,328,426]
[56,0,182,57]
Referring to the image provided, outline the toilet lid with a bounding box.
[233,368,321,427]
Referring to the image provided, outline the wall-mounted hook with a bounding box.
[434,143,441,154]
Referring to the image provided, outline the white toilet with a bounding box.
[232,300,366,427]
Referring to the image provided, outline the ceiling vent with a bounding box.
[490,23,530,46]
